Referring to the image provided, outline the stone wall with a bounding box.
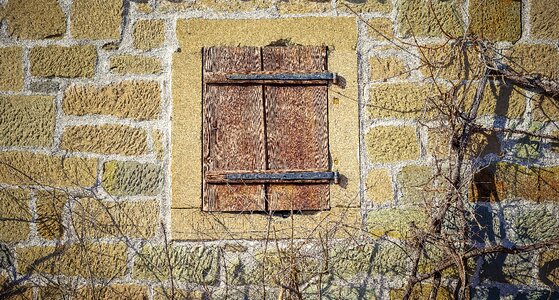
[0,0,558,299]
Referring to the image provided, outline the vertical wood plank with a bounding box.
[203,47,265,211]
[263,46,330,211]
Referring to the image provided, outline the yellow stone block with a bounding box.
[508,44,559,79]
[30,45,97,78]
[366,126,420,163]
[365,169,393,204]
[0,47,23,91]
[36,190,67,240]
[2,0,65,39]
[338,0,391,13]
[397,0,464,38]
[133,19,165,50]
[0,152,97,187]
[0,95,55,147]
[277,0,332,14]
[17,243,128,279]
[63,81,161,120]
[370,56,408,81]
[61,125,148,156]
[530,0,559,40]
[0,189,30,242]
[110,55,162,75]
[468,0,521,42]
[71,0,123,40]
[71,198,159,238]
[367,18,394,40]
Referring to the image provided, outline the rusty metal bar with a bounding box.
[226,72,336,81]
[206,171,339,184]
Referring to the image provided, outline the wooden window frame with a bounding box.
[202,46,336,213]
[171,17,360,240]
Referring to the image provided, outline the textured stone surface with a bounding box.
[474,82,527,118]
[36,190,66,240]
[370,56,407,81]
[153,288,204,300]
[508,44,559,79]
[0,152,97,187]
[152,129,164,160]
[368,83,433,119]
[133,20,165,50]
[1,0,65,39]
[277,0,332,14]
[72,198,159,238]
[539,249,559,287]
[530,0,559,40]
[367,18,394,40]
[366,126,419,163]
[471,163,559,202]
[30,45,97,78]
[76,284,149,300]
[0,47,23,91]
[0,189,30,242]
[428,127,502,159]
[468,0,521,42]
[109,55,162,75]
[419,43,480,80]
[508,206,559,244]
[0,243,13,269]
[226,250,321,286]
[61,125,148,155]
[133,245,219,284]
[479,252,534,285]
[29,80,60,94]
[71,0,123,40]
[332,242,410,277]
[63,81,161,120]
[398,165,442,204]
[397,0,464,38]
[365,169,393,204]
[367,207,428,239]
[102,161,162,196]
[338,0,391,13]
[158,0,273,12]
[532,93,559,122]
[390,284,452,300]
[0,95,55,147]
[304,284,377,300]
[17,243,128,279]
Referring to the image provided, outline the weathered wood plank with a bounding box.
[263,46,330,211]
[203,47,265,211]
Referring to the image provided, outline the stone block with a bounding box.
[17,243,128,279]
[0,189,30,242]
[71,0,123,40]
[0,95,55,147]
[370,56,408,81]
[367,207,428,239]
[36,190,67,240]
[0,47,23,91]
[133,20,165,50]
[366,126,419,163]
[102,161,162,196]
[365,169,393,204]
[0,152,97,187]
[530,0,559,40]
[468,0,521,42]
[63,81,161,120]
[133,245,219,284]
[72,198,159,238]
[1,0,65,39]
[30,45,97,78]
[61,125,148,156]
[397,0,464,38]
[109,55,162,75]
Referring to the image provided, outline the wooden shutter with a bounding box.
[202,46,331,212]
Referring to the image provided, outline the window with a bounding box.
[202,46,338,212]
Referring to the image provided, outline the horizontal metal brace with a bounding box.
[226,72,336,82]
[205,171,339,184]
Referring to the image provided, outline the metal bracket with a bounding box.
[226,72,336,82]
[206,171,339,184]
